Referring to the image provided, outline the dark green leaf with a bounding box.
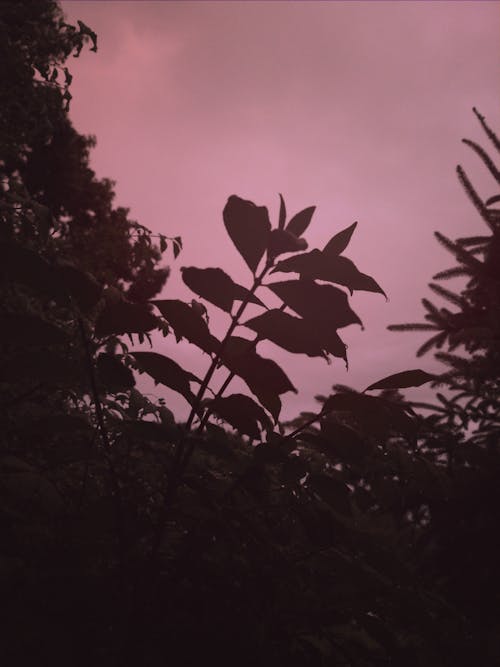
[365,369,436,391]
[131,351,201,406]
[267,279,362,329]
[223,195,272,273]
[181,266,264,312]
[286,205,315,237]
[278,193,286,230]
[95,301,159,336]
[323,221,357,256]
[152,299,220,354]
[207,393,271,438]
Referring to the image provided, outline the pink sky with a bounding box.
[62,0,499,423]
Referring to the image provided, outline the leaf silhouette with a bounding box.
[131,351,201,406]
[207,393,271,438]
[323,222,358,256]
[267,229,308,259]
[267,279,362,329]
[317,256,387,298]
[286,206,315,237]
[221,335,296,420]
[181,266,265,313]
[365,369,436,391]
[95,301,159,336]
[243,310,325,358]
[152,299,220,354]
[272,249,385,297]
[278,193,286,230]
[223,195,271,273]
[243,309,347,362]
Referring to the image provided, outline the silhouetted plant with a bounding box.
[1,3,482,667]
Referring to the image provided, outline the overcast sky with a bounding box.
[62,0,499,422]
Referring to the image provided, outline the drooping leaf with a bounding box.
[95,301,159,336]
[267,229,308,259]
[278,193,286,230]
[207,393,271,438]
[286,205,315,237]
[267,279,362,329]
[323,222,358,256]
[172,236,183,258]
[131,351,201,406]
[152,299,220,354]
[1,313,69,346]
[96,353,135,391]
[223,195,271,273]
[181,266,264,313]
[365,369,436,391]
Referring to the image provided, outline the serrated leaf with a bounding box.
[278,193,286,230]
[286,206,315,237]
[365,369,436,391]
[95,301,159,336]
[207,393,271,438]
[181,266,264,313]
[223,195,271,273]
[131,351,201,406]
[97,353,135,391]
[267,279,362,329]
[152,299,220,354]
[323,222,358,256]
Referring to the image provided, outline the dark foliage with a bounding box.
[1,3,498,666]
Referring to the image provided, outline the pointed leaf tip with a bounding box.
[365,369,436,391]
[223,195,271,273]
